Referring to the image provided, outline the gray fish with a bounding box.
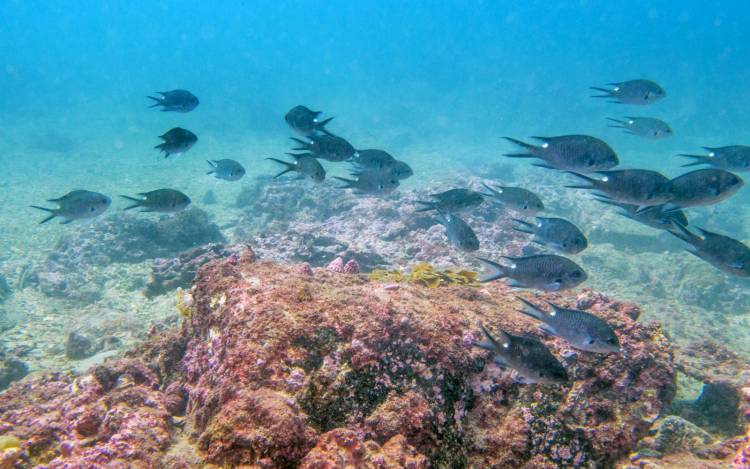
[285,105,333,136]
[32,190,111,224]
[473,324,568,384]
[267,154,326,182]
[477,255,587,291]
[668,224,750,277]
[679,146,750,172]
[566,170,673,208]
[666,169,744,210]
[334,168,400,195]
[415,188,484,213]
[206,159,245,181]
[513,217,587,254]
[121,189,191,213]
[146,89,199,112]
[155,127,198,158]
[516,297,620,354]
[436,211,479,252]
[504,135,619,173]
[594,198,688,231]
[481,183,544,216]
[591,79,666,105]
[353,149,396,169]
[291,134,355,162]
[607,117,672,139]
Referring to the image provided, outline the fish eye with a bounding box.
[538,371,544,377]
[90,207,96,212]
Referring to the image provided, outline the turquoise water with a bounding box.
[1,0,749,383]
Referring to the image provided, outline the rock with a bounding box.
[635,416,714,458]
[0,275,10,303]
[299,429,428,469]
[65,331,102,360]
[0,350,27,391]
[201,189,217,205]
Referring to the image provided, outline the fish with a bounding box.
[590,79,666,105]
[352,149,396,169]
[668,224,750,277]
[473,324,568,384]
[266,154,326,182]
[146,89,199,112]
[436,211,480,252]
[566,170,673,208]
[594,199,688,231]
[121,189,191,213]
[513,217,587,254]
[679,146,750,172]
[334,168,400,195]
[515,297,620,353]
[206,159,245,181]
[285,105,333,136]
[477,255,587,291]
[155,127,198,158]
[415,188,484,213]
[31,190,111,224]
[666,169,744,210]
[607,117,672,139]
[480,183,544,215]
[291,134,356,162]
[504,135,619,173]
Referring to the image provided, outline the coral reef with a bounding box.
[31,208,224,303]
[144,242,248,298]
[0,253,679,467]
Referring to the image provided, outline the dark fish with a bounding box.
[513,217,587,254]
[477,255,587,291]
[566,170,673,208]
[668,224,750,277]
[591,79,666,105]
[121,189,191,213]
[266,154,326,182]
[679,146,750,172]
[155,127,198,158]
[436,211,480,252]
[504,135,619,173]
[390,160,413,180]
[473,324,568,384]
[206,159,245,181]
[285,105,333,136]
[515,297,620,354]
[334,168,400,195]
[607,117,672,139]
[594,199,688,231]
[415,188,484,213]
[481,183,544,216]
[291,134,356,162]
[666,169,744,210]
[146,89,199,112]
[352,149,396,169]
[32,190,111,224]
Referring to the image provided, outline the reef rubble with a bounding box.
[0,250,685,468]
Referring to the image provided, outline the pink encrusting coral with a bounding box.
[0,250,680,467]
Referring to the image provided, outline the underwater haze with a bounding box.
[1,0,750,467]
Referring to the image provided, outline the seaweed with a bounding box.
[368,262,478,288]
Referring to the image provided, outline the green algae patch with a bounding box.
[0,434,21,450]
[369,263,478,288]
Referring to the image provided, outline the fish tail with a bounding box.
[502,137,538,157]
[332,176,355,189]
[589,86,613,98]
[476,257,508,283]
[606,117,626,128]
[515,296,545,321]
[206,160,216,174]
[678,154,709,167]
[120,195,143,210]
[266,158,295,178]
[473,323,498,351]
[414,201,437,212]
[146,95,163,108]
[564,172,596,190]
[30,205,57,224]
[512,218,535,234]
[316,116,334,128]
[290,137,311,150]
[479,182,503,199]
[667,221,700,245]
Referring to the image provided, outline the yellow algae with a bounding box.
[176,288,195,319]
[0,435,21,450]
[369,263,478,288]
